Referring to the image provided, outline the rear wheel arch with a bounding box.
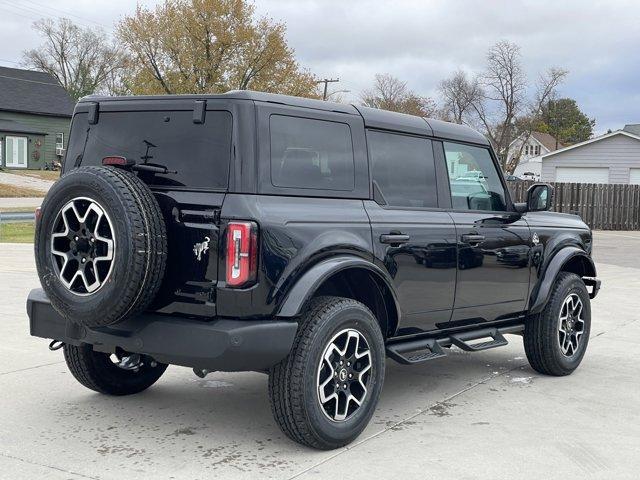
[276,257,400,339]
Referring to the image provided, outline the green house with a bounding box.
[0,66,75,170]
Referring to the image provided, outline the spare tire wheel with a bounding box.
[35,166,167,327]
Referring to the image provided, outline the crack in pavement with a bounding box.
[0,360,64,377]
[0,452,100,479]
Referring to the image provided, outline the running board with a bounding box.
[386,324,522,365]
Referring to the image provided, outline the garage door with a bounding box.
[629,168,640,185]
[555,167,609,183]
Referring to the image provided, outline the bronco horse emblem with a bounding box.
[193,236,211,261]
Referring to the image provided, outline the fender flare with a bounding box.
[529,246,596,314]
[276,255,401,321]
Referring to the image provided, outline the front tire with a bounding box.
[63,344,167,395]
[524,272,591,376]
[268,296,385,450]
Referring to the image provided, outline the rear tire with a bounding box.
[268,296,385,450]
[524,272,591,376]
[63,344,167,396]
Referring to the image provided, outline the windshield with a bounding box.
[64,110,232,190]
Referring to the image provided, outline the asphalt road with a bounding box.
[1,231,638,479]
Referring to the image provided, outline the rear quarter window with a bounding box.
[69,110,232,190]
[269,115,355,191]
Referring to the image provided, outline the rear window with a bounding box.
[270,115,355,191]
[66,110,232,190]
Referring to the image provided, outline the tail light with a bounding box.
[102,156,132,166]
[226,221,258,288]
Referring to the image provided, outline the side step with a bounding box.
[386,325,522,365]
[449,329,508,352]
[386,338,447,365]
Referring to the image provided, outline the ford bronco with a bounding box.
[27,91,600,449]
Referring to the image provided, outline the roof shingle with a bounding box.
[0,66,75,117]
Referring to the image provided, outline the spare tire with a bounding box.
[35,166,167,327]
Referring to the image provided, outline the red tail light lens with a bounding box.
[226,221,258,288]
[102,156,131,166]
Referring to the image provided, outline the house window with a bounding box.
[534,145,540,155]
[55,133,64,154]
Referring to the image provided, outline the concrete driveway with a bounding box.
[1,231,638,479]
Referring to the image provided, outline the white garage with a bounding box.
[540,129,640,184]
[555,167,609,183]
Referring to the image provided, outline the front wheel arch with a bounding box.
[529,247,596,315]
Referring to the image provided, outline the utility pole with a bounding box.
[316,78,340,100]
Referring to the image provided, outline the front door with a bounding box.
[442,141,531,324]
[365,130,457,333]
[5,136,28,168]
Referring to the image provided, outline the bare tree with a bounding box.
[361,73,437,117]
[438,70,481,124]
[455,40,567,173]
[23,19,125,101]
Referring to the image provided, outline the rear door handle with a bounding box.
[461,234,485,245]
[380,233,410,245]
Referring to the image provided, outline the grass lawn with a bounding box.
[5,170,60,181]
[0,183,46,198]
[0,222,35,243]
[0,206,36,213]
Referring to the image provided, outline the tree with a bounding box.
[23,19,125,101]
[361,73,437,117]
[537,98,595,145]
[116,0,319,97]
[437,40,567,173]
[438,70,481,124]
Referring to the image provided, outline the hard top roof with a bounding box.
[79,90,489,146]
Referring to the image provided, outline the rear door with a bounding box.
[365,130,457,333]
[64,102,236,318]
[441,141,532,324]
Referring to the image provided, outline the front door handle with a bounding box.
[461,234,485,245]
[380,233,410,245]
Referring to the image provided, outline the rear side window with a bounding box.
[270,115,355,191]
[367,130,437,208]
[71,110,232,190]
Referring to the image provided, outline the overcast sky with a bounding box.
[1,0,638,133]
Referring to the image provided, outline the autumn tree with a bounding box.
[537,98,595,145]
[361,73,437,117]
[116,0,319,97]
[23,19,125,101]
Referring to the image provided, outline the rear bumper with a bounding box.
[26,288,297,372]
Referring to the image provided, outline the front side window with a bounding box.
[270,115,355,191]
[444,142,507,211]
[367,130,437,208]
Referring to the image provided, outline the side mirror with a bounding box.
[526,183,553,212]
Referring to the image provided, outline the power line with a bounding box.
[21,0,112,29]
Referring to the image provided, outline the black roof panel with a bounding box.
[80,90,489,145]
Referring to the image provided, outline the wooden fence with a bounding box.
[508,181,640,231]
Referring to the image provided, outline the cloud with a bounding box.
[1,0,637,132]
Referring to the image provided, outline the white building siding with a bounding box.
[541,134,640,184]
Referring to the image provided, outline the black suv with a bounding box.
[28,91,600,450]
